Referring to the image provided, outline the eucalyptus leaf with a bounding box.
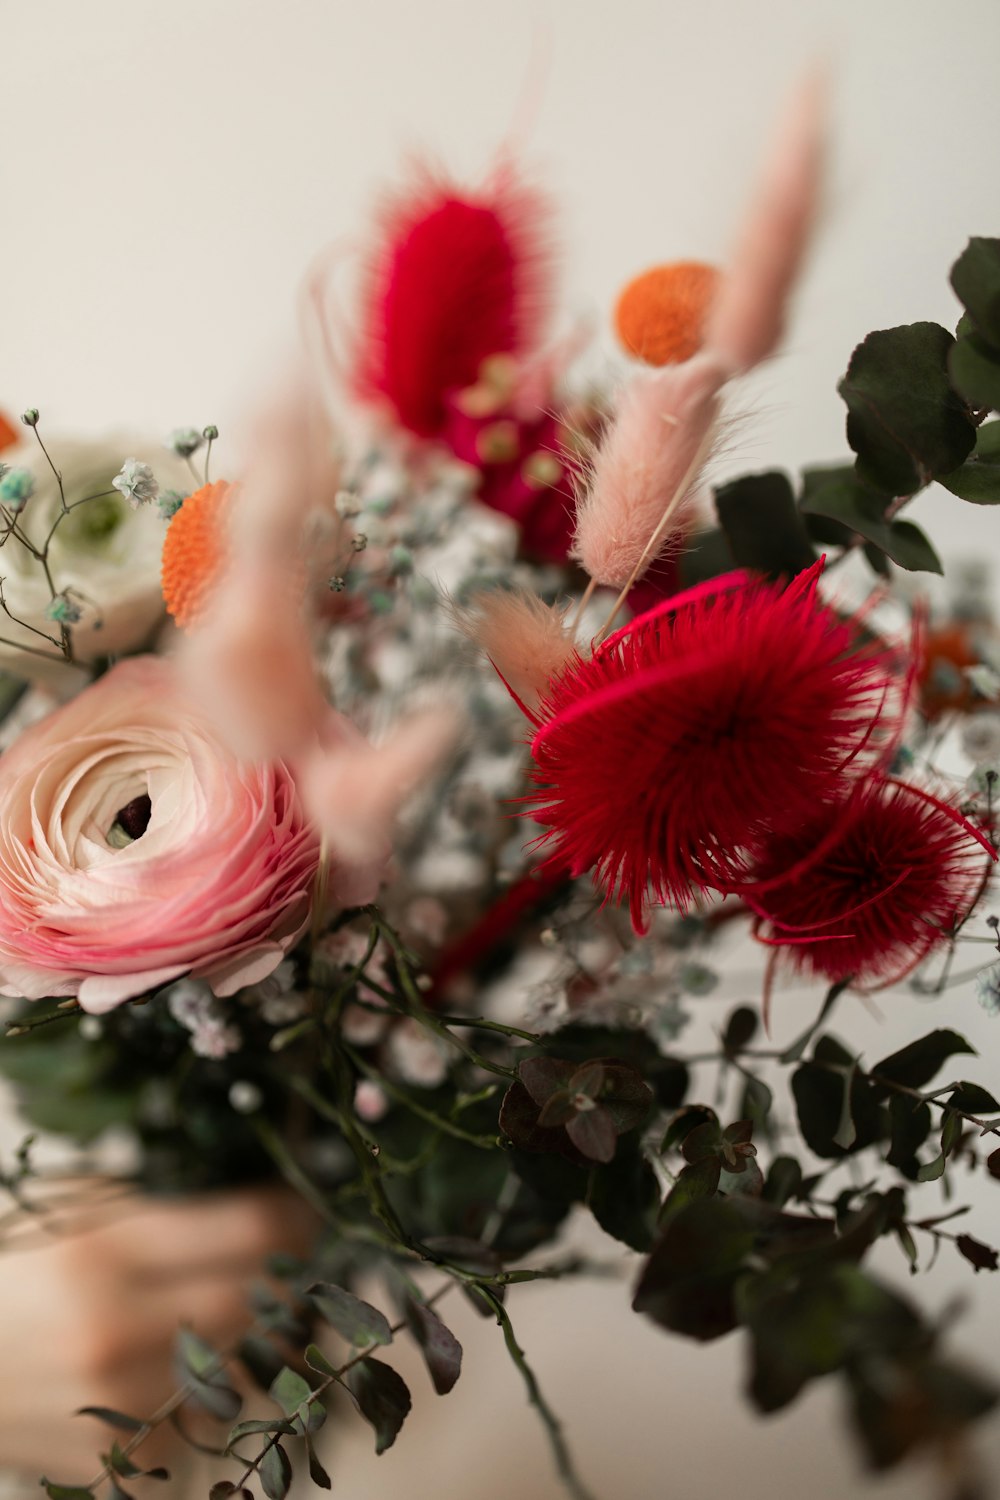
[307,1283,393,1348]
[949,331,1000,410]
[800,472,942,572]
[348,1356,412,1454]
[838,323,976,493]
[950,237,1000,347]
[259,1441,292,1500]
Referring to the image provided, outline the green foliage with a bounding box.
[500,1055,653,1166]
[713,470,816,576]
[838,322,976,494]
[799,466,942,572]
[307,1283,393,1348]
[938,418,1000,501]
[348,1356,412,1454]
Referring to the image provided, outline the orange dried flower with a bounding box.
[614,261,720,366]
[0,411,20,451]
[161,480,233,629]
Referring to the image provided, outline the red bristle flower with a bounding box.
[354,163,553,438]
[747,777,994,986]
[525,561,903,932]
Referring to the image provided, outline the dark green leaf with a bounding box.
[76,1407,144,1433]
[677,525,734,587]
[108,1444,142,1479]
[588,1138,660,1250]
[873,1030,975,1091]
[499,1079,580,1157]
[597,1061,655,1134]
[565,1104,617,1163]
[569,1060,605,1099]
[833,1058,860,1150]
[227,1418,296,1447]
[916,1151,946,1182]
[174,1328,241,1422]
[714,470,816,576]
[304,1435,332,1490]
[938,419,1000,502]
[800,471,942,572]
[304,1343,338,1378]
[956,1234,999,1273]
[947,1082,1000,1114]
[633,1199,754,1342]
[403,1295,463,1394]
[259,1441,292,1500]
[661,1157,722,1225]
[792,1036,884,1158]
[839,323,976,493]
[988,1147,1000,1179]
[738,1073,773,1131]
[348,1356,412,1454]
[269,1366,325,1435]
[660,1105,717,1155]
[763,1155,802,1208]
[950,237,1000,347]
[949,330,1000,410]
[307,1283,393,1347]
[42,1485,96,1500]
[723,1006,758,1054]
[886,1094,932,1178]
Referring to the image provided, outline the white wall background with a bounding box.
[3,3,1000,1498]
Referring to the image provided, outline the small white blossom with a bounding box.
[112,457,159,509]
[190,1017,242,1059]
[354,1079,389,1122]
[0,467,34,511]
[961,713,1000,767]
[976,960,1000,1017]
[384,1017,450,1088]
[168,978,214,1029]
[229,1080,263,1114]
[342,999,390,1046]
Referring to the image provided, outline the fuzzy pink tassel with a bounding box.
[571,353,725,590]
[454,589,578,714]
[705,72,827,375]
[298,702,464,881]
[180,377,336,762]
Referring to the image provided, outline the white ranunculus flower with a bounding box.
[0,433,189,686]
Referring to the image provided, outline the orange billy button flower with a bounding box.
[613,260,720,366]
[161,480,233,628]
[0,411,20,451]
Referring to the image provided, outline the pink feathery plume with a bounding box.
[453,589,579,717]
[179,377,335,763]
[297,703,464,890]
[571,352,725,590]
[705,71,827,375]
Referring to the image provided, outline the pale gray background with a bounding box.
[3,2,1000,1497]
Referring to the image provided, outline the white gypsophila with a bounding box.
[961,713,1000,767]
[112,458,159,509]
[976,961,1000,1017]
[0,433,189,686]
[190,1017,243,1059]
[383,1017,450,1088]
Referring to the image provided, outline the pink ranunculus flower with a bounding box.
[0,656,321,1014]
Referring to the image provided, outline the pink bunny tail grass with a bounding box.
[298,701,465,878]
[180,378,337,761]
[453,588,579,717]
[571,353,725,590]
[705,70,827,376]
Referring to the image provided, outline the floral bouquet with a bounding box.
[3,75,1000,1500]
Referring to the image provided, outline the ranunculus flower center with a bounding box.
[108,791,153,846]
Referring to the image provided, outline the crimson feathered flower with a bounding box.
[746,777,994,986]
[354,163,553,439]
[524,562,903,931]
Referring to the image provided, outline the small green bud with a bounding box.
[46,593,83,625]
[20,408,39,427]
[328,575,345,592]
[165,427,202,458]
[0,467,35,511]
[202,423,219,441]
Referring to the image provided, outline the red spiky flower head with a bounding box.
[354,161,554,439]
[526,562,903,932]
[746,776,994,986]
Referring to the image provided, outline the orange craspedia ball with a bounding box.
[614,260,720,366]
[161,480,233,628]
[0,411,19,451]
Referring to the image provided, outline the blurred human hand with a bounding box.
[0,1184,311,1483]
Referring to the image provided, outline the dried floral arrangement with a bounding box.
[3,77,1000,1500]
